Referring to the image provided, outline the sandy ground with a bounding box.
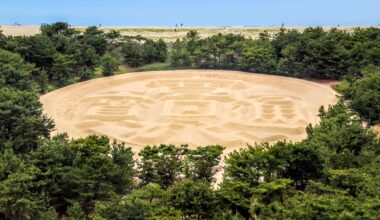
[41,70,337,184]
[41,70,337,153]
[374,124,380,135]
[0,25,40,36]
[1,25,368,42]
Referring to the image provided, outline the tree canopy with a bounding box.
[170,27,380,80]
[0,22,380,219]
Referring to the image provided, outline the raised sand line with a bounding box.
[41,70,337,154]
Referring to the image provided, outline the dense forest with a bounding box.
[0,22,167,92]
[0,22,380,219]
[171,28,380,80]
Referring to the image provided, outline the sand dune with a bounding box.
[0,25,40,36]
[41,70,337,154]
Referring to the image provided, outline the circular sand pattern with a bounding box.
[41,70,336,152]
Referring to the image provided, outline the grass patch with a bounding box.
[133,62,174,72]
[93,62,176,75]
[43,62,177,94]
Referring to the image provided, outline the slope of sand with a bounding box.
[41,70,337,154]
[0,25,40,36]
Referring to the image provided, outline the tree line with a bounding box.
[1,97,380,219]
[336,66,380,124]
[170,28,380,80]
[0,22,380,219]
[0,22,168,92]
[169,28,380,123]
[1,23,378,123]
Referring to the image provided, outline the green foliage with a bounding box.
[219,102,380,218]
[40,22,74,38]
[328,169,367,197]
[0,101,378,219]
[2,22,380,219]
[0,49,35,91]
[29,135,135,216]
[358,156,380,199]
[223,142,291,188]
[339,70,380,123]
[138,145,187,188]
[281,142,326,189]
[252,178,293,204]
[94,183,181,220]
[82,26,108,56]
[121,36,168,67]
[51,53,75,85]
[171,32,246,69]
[185,145,224,182]
[0,87,54,153]
[14,34,56,70]
[69,42,99,74]
[169,180,219,219]
[65,202,85,220]
[142,39,167,63]
[2,23,380,94]
[134,62,173,72]
[170,27,380,79]
[306,102,380,169]
[0,48,49,92]
[218,180,253,218]
[220,142,295,217]
[101,53,119,76]
[281,193,358,219]
[121,38,144,67]
[79,68,95,81]
[0,22,120,90]
[0,30,6,48]
[0,152,55,220]
[138,145,224,188]
[238,43,276,73]
[2,22,115,92]
[105,30,122,49]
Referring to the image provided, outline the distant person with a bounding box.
[181,23,183,27]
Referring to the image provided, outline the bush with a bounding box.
[101,53,119,76]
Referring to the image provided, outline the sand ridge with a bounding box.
[41,70,337,154]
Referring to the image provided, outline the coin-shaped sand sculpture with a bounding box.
[41,70,336,153]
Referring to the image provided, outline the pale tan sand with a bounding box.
[373,124,380,135]
[41,70,337,185]
[41,70,337,155]
[0,25,40,36]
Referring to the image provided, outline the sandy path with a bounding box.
[41,70,337,154]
